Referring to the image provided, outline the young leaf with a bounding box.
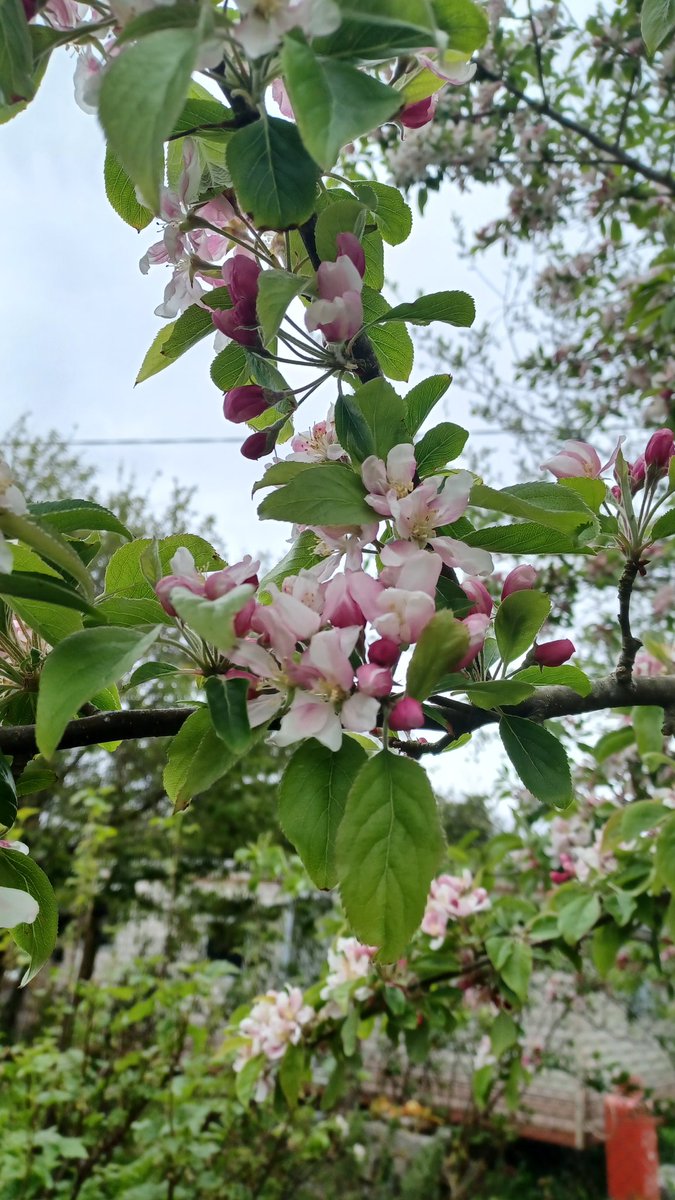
[346,377,408,459]
[0,848,58,985]
[372,291,475,328]
[210,343,248,391]
[514,665,592,696]
[407,611,470,701]
[336,751,445,961]
[0,511,94,599]
[279,738,367,889]
[313,0,437,63]
[36,626,160,758]
[557,893,601,945]
[281,35,401,170]
[494,590,550,666]
[0,752,17,831]
[361,286,414,382]
[4,546,83,645]
[170,586,255,654]
[226,116,320,230]
[405,374,452,434]
[432,0,489,51]
[103,146,153,231]
[470,482,596,533]
[414,422,468,475]
[499,715,573,809]
[98,28,199,212]
[104,535,225,600]
[163,706,236,810]
[205,676,252,754]
[463,523,582,555]
[314,196,367,263]
[641,0,675,54]
[458,680,536,710]
[0,572,98,619]
[0,0,34,105]
[334,392,376,463]
[651,507,675,540]
[352,180,413,245]
[257,464,374,526]
[29,499,132,540]
[256,268,307,346]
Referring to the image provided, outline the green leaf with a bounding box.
[15,763,57,797]
[235,1054,265,1108]
[98,28,199,211]
[632,705,664,758]
[346,378,408,459]
[103,146,153,231]
[281,35,401,170]
[163,707,235,810]
[414,422,468,475]
[432,0,489,51]
[463,522,583,555]
[104,535,224,600]
[135,287,232,384]
[651,507,675,540]
[258,463,373,526]
[360,286,413,381]
[641,0,675,53]
[490,1011,518,1058]
[29,499,131,540]
[114,1,202,42]
[373,290,475,328]
[0,572,98,619]
[279,1042,307,1108]
[405,374,452,434]
[336,751,445,961]
[314,0,437,62]
[406,611,470,701]
[499,715,572,809]
[334,392,376,463]
[558,476,606,514]
[226,116,320,230]
[0,753,17,831]
[0,0,33,105]
[557,893,601,945]
[205,676,252,754]
[655,815,675,890]
[210,342,248,391]
[279,738,367,890]
[35,627,160,758]
[593,725,635,763]
[514,665,592,696]
[0,511,94,599]
[592,923,623,978]
[256,268,307,346]
[93,596,169,628]
[459,680,536,710]
[314,196,367,262]
[126,661,181,689]
[352,180,413,245]
[486,936,531,1001]
[495,590,550,666]
[4,546,83,646]
[258,530,323,591]
[170,586,254,654]
[0,848,57,984]
[470,482,596,533]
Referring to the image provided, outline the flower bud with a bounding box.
[456,613,489,671]
[240,431,271,460]
[533,638,575,667]
[399,94,439,129]
[645,428,675,472]
[336,232,366,279]
[461,577,492,617]
[223,385,271,424]
[502,565,537,599]
[628,455,646,492]
[356,663,393,698]
[155,574,204,617]
[368,637,400,667]
[389,696,424,731]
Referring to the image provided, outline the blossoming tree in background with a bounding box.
[0,0,675,1115]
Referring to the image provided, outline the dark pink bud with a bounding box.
[212,300,260,348]
[22,0,38,17]
[645,428,675,472]
[502,565,537,599]
[368,637,401,667]
[240,431,271,460]
[155,575,205,617]
[533,638,575,667]
[399,93,439,129]
[461,577,492,617]
[389,696,424,731]
[223,385,270,424]
[336,232,366,279]
[610,484,622,502]
[628,455,646,493]
[356,663,393,698]
[234,596,257,637]
[222,254,261,304]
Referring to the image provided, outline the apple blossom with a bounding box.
[378,542,442,598]
[335,232,366,278]
[533,638,576,666]
[461,577,492,616]
[305,254,364,343]
[213,253,262,348]
[251,583,321,658]
[155,548,205,616]
[233,0,340,60]
[321,570,382,628]
[502,565,537,598]
[390,472,473,541]
[355,663,393,698]
[287,408,346,463]
[541,437,622,479]
[362,444,416,517]
[421,871,491,948]
[455,613,490,670]
[372,587,435,646]
[320,937,377,1003]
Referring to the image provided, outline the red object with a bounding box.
[604,1092,660,1200]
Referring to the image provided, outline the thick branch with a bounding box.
[477,63,675,196]
[1,677,674,759]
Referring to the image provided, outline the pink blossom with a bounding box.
[281,569,325,615]
[389,696,424,730]
[541,437,622,479]
[234,0,340,58]
[336,232,366,278]
[320,937,377,1002]
[502,565,537,598]
[236,986,314,1071]
[321,570,382,628]
[422,870,490,947]
[310,523,379,571]
[213,253,262,347]
[155,547,205,616]
[251,583,321,658]
[533,638,575,667]
[272,76,294,118]
[356,663,393,698]
[455,613,490,670]
[391,472,473,541]
[378,542,442,598]
[362,444,416,517]
[288,408,346,463]
[429,535,493,576]
[372,588,435,645]
[399,93,439,129]
[461,577,492,617]
[305,255,364,343]
[274,628,378,750]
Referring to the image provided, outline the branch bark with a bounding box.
[616,556,642,685]
[1,676,674,758]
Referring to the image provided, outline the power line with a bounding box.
[7,427,636,447]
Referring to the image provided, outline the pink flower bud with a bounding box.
[241,431,272,460]
[155,574,205,617]
[336,232,366,278]
[223,385,271,424]
[629,455,646,491]
[222,254,261,303]
[455,613,490,671]
[533,638,575,667]
[356,663,393,698]
[212,302,260,348]
[389,696,424,731]
[645,428,675,472]
[502,565,537,599]
[399,93,439,129]
[368,637,401,668]
[461,577,492,617]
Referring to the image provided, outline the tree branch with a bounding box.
[1,676,674,759]
[476,63,675,196]
[616,556,642,685]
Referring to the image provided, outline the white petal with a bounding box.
[0,886,39,928]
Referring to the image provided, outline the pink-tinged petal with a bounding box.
[340,692,379,732]
[533,639,575,667]
[231,641,279,679]
[374,589,435,644]
[455,613,490,670]
[366,492,396,517]
[0,886,39,928]
[316,255,363,302]
[541,440,602,479]
[461,577,492,617]
[387,443,417,487]
[271,75,294,119]
[418,54,477,85]
[305,293,363,342]
[601,435,626,474]
[248,692,285,728]
[429,537,493,576]
[433,471,473,524]
[361,455,389,495]
[336,232,366,278]
[307,627,358,691]
[274,695,334,747]
[343,570,383,622]
[356,663,393,697]
[502,565,537,599]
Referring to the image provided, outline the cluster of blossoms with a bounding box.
[548,813,617,885]
[542,429,674,494]
[421,871,491,948]
[320,936,377,1007]
[0,458,27,574]
[233,985,314,1100]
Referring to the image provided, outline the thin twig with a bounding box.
[616,556,643,685]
